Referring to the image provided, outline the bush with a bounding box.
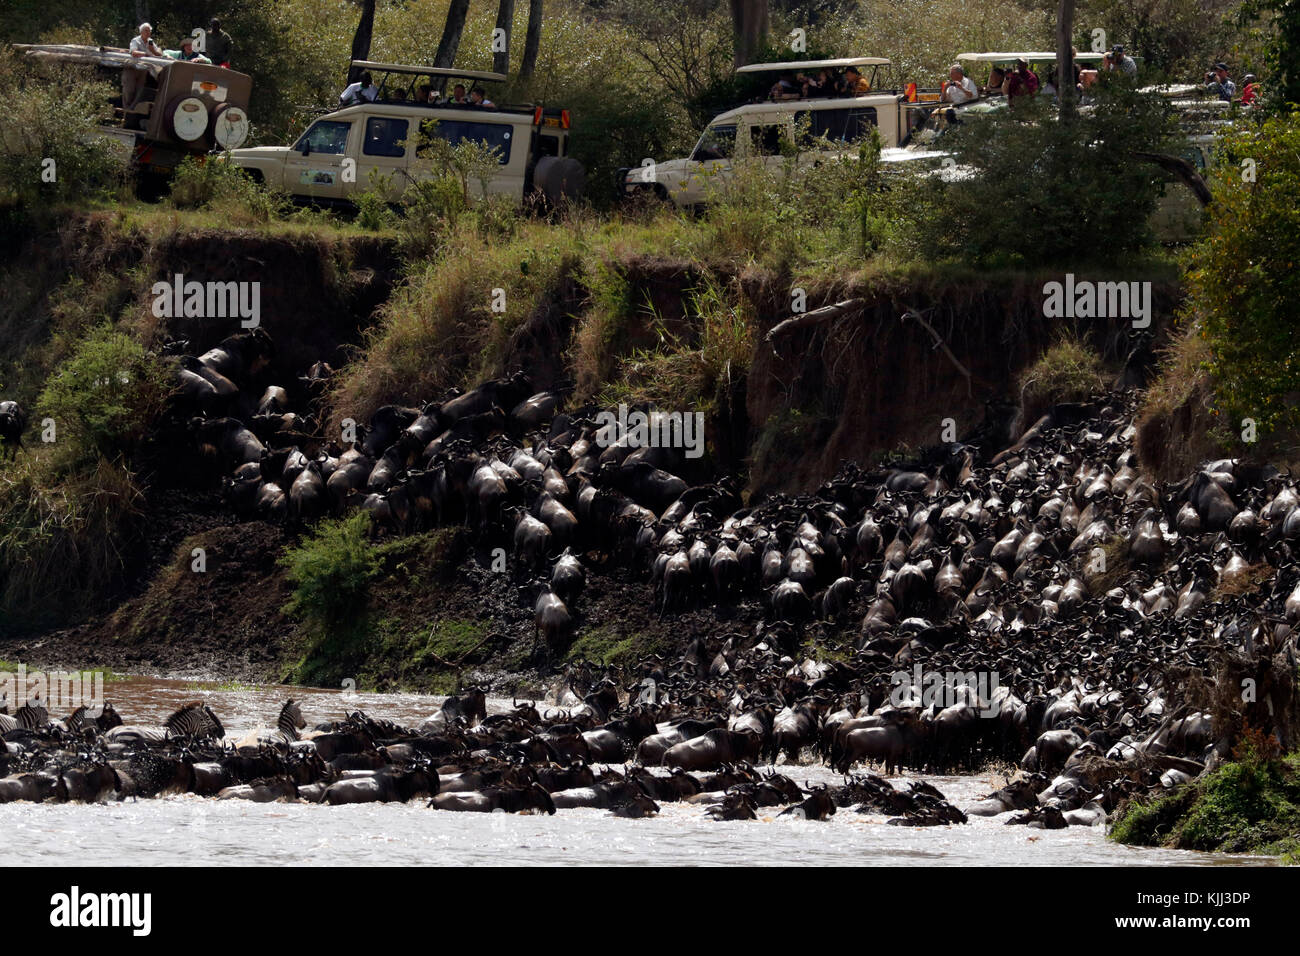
[1187,113,1300,447]
[281,513,378,627]
[170,156,288,222]
[1017,336,1107,422]
[36,325,169,466]
[897,83,1180,267]
[0,48,124,218]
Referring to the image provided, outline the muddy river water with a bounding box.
[0,676,1275,866]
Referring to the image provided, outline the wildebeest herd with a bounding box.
[3,324,1299,827]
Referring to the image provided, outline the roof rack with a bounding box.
[350,60,507,83]
[736,56,891,74]
[956,51,1106,64]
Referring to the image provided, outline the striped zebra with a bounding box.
[164,701,225,741]
[16,701,49,730]
[235,699,306,749]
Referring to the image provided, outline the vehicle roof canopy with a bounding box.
[12,42,201,78]
[736,56,890,73]
[350,60,507,83]
[957,51,1106,64]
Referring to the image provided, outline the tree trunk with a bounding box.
[519,0,544,80]
[729,0,769,68]
[1056,0,1076,120]
[493,0,516,76]
[434,0,472,69]
[347,0,377,85]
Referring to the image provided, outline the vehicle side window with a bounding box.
[691,124,736,161]
[364,117,409,157]
[417,119,513,164]
[749,123,786,156]
[798,108,878,146]
[294,121,351,155]
[537,132,560,159]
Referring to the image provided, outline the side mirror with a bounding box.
[301,142,311,157]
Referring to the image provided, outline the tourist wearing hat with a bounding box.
[1110,45,1137,75]
[1205,62,1235,101]
[175,36,211,63]
[1241,73,1259,106]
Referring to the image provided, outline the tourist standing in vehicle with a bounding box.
[1004,59,1038,99]
[842,65,870,95]
[1240,74,1259,106]
[176,36,210,63]
[1205,62,1236,101]
[469,88,495,108]
[449,83,469,104]
[339,71,379,106]
[206,18,234,68]
[942,64,978,104]
[982,66,1006,95]
[124,23,162,109]
[1110,45,1137,75]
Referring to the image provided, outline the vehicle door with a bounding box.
[284,118,354,200]
[355,113,415,201]
[679,123,737,205]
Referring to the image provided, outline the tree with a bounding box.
[493,0,515,75]
[347,0,376,85]
[519,0,544,79]
[435,0,472,69]
[1057,0,1077,118]
[729,0,769,67]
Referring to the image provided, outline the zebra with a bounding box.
[234,699,306,750]
[164,701,225,741]
[16,700,49,730]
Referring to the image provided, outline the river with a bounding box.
[0,675,1275,866]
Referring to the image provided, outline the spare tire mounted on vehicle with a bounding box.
[164,95,211,143]
[212,103,250,150]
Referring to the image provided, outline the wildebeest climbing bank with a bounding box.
[0,0,1298,889]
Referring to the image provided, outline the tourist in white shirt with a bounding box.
[123,23,162,110]
[942,64,978,104]
[339,72,380,107]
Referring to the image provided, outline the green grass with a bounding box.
[1110,752,1300,858]
[566,628,636,668]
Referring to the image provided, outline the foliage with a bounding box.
[0,48,124,221]
[1018,336,1108,417]
[1078,0,1250,80]
[281,512,378,626]
[0,454,145,631]
[896,82,1180,267]
[170,156,288,222]
[36,325,169,466]
[1238,0,1300,108]
[1186,113,1300,442]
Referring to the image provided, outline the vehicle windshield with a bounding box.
[691,124,736,161]
[294,120,351,154]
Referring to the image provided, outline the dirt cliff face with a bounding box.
[743,273,1182,496]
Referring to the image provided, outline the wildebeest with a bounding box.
[0,400,29,459]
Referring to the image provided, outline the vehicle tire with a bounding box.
[212,102,251,150]
[533,156,585,208]
[163,95,211,145]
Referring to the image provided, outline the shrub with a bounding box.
[1186,114,1300,447]
[170,156,288,222]
[1017,336,1107,423]
[281,513,378,627]
[897,83,1180,267]
[36,325,169,466]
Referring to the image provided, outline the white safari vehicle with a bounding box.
[619,56,936,210]
[226,61,584,207]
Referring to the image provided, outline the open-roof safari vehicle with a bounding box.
[619,56,941,210]
[14,43,252,179]
[225,61,584,208]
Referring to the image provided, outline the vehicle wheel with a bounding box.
[163,94,211,146]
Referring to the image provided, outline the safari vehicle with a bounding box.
[14,43,252,178]
[225,61,584,208]
[618,56,937,210]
